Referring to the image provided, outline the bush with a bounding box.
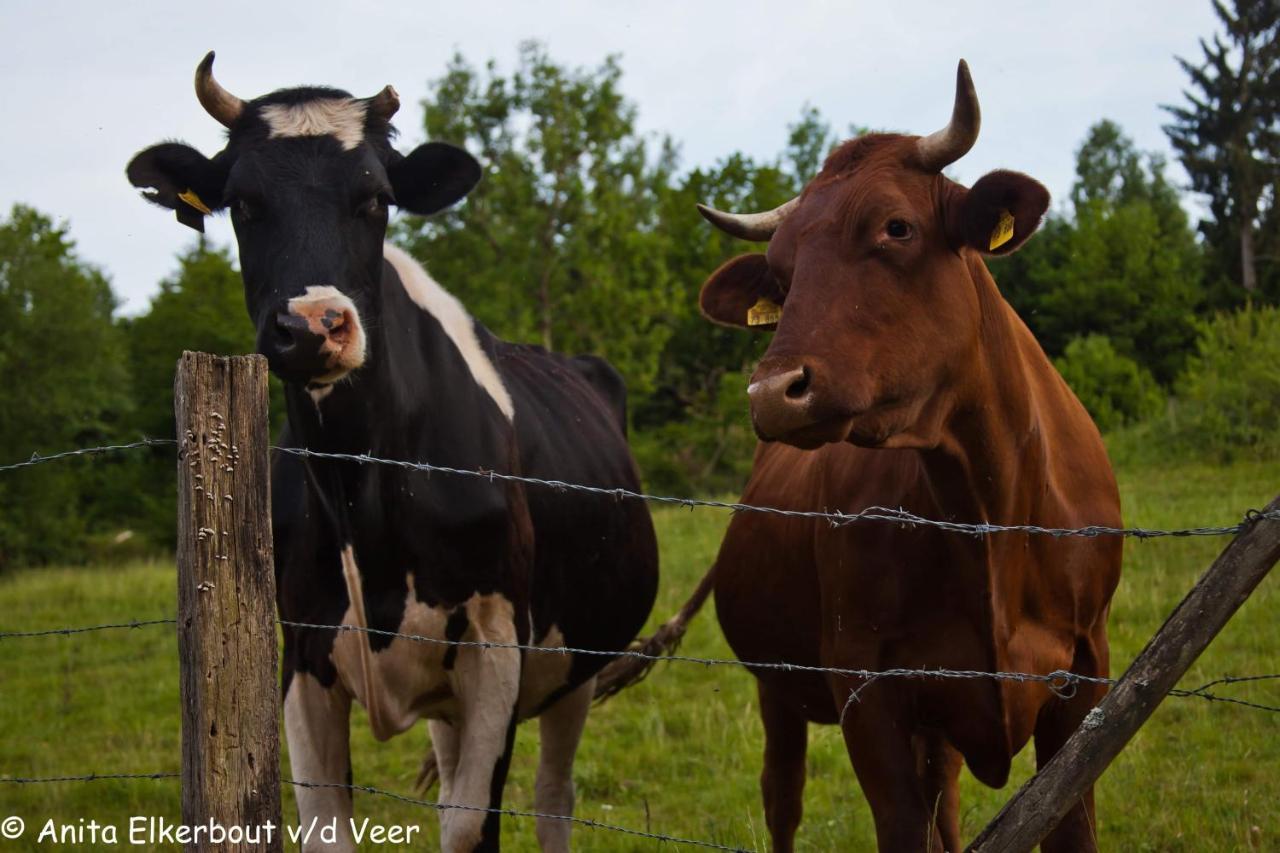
[631,369,757,496]
[1053,334,1164,432]
[1160,307,1280,460]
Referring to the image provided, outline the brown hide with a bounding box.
[704,128,1121,852]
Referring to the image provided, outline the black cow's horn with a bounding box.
[916,60,981,172]
[368,85,401,120]
[696,196,801,242]
[195,51,245,129]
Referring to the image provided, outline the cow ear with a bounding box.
[388,142,481,215]
[699,253,786,331]
[126,142,226,233]
[953,169,1050,255]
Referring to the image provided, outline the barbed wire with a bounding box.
[0,438,175,473]
[271,447,1280,539]
[10,615,1271,713]
[3,439,1278,538]
[0,773,751,851]
[0,618,177,640]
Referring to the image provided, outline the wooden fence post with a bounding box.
[967,494,1280,852]
[175,352,282,852]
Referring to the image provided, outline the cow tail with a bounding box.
[593,562,718,702]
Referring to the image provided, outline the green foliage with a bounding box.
[397,42,816,493]
[631,369,757,495]
[396,42,678,396]
[0,205,131,569]
[992,121,1204,385]
[1163,0,1280,305]
[1159,306,1280,460]
[122,241,282,545]
[1053,334,1164,431]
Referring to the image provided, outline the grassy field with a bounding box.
[1,459,1276,851]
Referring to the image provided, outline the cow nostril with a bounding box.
[785,366,811,400]
[274,312,298,346]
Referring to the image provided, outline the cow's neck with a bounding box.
[283,256,513,512]
[923,257,1053,528]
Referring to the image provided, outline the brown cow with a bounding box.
[632,62,1121,852]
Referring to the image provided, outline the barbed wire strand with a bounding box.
[4,440,1278,539]
[274,447,1280,540]
[0,618,177,639]
[0,774,751,851]
[0,438,175,473]
[2,616,1276,713]
[277,619,1280,714]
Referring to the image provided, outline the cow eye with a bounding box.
[885,219,913,240]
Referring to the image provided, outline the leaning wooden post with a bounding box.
[968,494,1280,853]
[175,352,282,852]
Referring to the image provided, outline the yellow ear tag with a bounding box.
[178,189,212,215]
[989,209,1015,251]
[747,296,782,327]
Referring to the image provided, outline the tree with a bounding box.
[396,42,679,395]
[992,121,1205,385]
[1163,0,1280,303]
[784,105,836,186]
[0,205,131,568]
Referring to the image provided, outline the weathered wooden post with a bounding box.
[968,494,1280,852]
[175,352,282,852]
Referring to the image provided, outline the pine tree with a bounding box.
[1163,0,1280,303]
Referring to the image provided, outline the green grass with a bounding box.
[1,459,1276,851]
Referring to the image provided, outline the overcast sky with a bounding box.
[1,0,1218,314]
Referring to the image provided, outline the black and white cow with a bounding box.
[127,53,659,852]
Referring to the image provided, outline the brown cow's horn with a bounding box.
[368,85,401,120]
[696,196,801,242]
[916,59,981,172]
[194,51,245,129]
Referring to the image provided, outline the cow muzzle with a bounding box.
[747,358,854,448]
[263,286,366,384]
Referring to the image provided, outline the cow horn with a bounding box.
[696,196,801,242]
[194,51,245,129]
[367,85,401,120]
[916,59,981,173]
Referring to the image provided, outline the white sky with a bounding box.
[1,0,1217,315]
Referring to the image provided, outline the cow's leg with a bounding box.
[534,676,594,853]
[429,719,461,802]
[758,678,808,853]
[916,732,962,853]
[439,597,522,853]
[838,690,937,853]
[284,670,355,853]
[1035,635,1107,853]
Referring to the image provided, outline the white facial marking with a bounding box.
[260,98,367,151]
[382,243,516,422]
